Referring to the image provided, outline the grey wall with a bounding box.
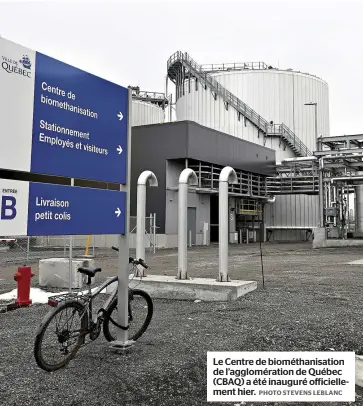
[165,190,210,235]
[264,194,319,240]
[131,120,276,233]
[185,122,275,176]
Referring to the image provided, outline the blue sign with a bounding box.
[30,53,128,184]
[27,182,126,236]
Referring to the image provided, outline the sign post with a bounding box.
[0,37,132,347]
[114,88,132,348]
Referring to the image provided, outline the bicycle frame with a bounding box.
[84,275,118,325]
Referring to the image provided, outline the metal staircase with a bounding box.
[167,51,312,157]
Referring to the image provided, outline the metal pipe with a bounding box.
[218,167,238,282]
[330,176,363,183]
[177,169,198,280]
[69,178,74,292]
[354,171,363,237]
[318,158,324,227]
[153,213,156,254]
[136,171,158,277]
[281,156,317,163]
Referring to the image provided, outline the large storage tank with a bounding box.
[131,100,164,127]
[176,64,329,162]
[173,58,330,241]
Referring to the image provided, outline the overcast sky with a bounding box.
[0,0,361,137]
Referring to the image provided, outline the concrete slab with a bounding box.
[106,275,257,302]
[347,259,363,265]
[39,257,96,289]
[313,229,363,248]
[356,356,363,387]
[314,239,363,248]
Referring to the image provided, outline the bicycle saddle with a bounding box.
[77,267,102,278]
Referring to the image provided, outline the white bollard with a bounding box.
[135,171,158,277]
[177,169,198,280]
[218,167,238,282]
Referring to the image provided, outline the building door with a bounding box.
[187,207,197,245]
[210,195,219,243]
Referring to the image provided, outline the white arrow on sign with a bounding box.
[115,208,122,217]
[117,145,123,154]
[117,112,123,121]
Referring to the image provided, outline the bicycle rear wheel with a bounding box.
[103,289,153,342]
[34,301,88,372]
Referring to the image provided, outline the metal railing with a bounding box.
[268,124,312,156]
[0,215,159,264]
[201,61,269,72]
[167,51,311,157]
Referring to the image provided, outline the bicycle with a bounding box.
[33,246,153,372]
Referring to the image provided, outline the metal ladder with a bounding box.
[167,51,312,157]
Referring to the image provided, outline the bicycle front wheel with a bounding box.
[34,301,88,372]
[103,289,153,342]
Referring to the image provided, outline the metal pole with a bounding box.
[153,213,156,254]
[318,158,324,228]
[314,104,318,143]
[177,169,198,280]
[69,178,74,292]
[218,167,238,282]
[165,75,168,122]
[347,182,350,234]
[114,87,132,348]
[149,212,152,253]
[189,230,192,248]
[135,171,158,276]
[26,237,30,263]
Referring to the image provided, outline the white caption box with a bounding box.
[207,351,355,402]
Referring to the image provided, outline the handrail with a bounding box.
[201,61,269,72]
[167,51,312,157]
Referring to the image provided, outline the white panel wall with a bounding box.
[210,70,330,152]
[131,100,164,127]
[176,80,295,161]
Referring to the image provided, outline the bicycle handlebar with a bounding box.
[111,246,148,269]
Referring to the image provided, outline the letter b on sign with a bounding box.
[1,196,17,220]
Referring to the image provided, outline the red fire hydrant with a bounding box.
[14,266,35,306]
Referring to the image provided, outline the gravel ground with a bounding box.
[1,242,363,405]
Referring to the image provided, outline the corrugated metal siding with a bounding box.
[211,70,330,152]
[132,100,164,127]
[264,195,319,241]
[176,81,293,160]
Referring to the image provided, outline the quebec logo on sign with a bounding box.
[1,53,32,78]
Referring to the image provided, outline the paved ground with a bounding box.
[1,242,363,405]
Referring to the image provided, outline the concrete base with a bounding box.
[313,228,363,248]
[356,356,363,387]
[106,275,257,302]
[39,257,96,289]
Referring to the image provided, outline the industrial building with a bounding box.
[130,121,275,247]
[164,51,329,242]
[2,41,362,250]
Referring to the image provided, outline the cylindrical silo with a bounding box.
[172,58,330,241]
[131,100,164,127]
[176,64,329,162]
